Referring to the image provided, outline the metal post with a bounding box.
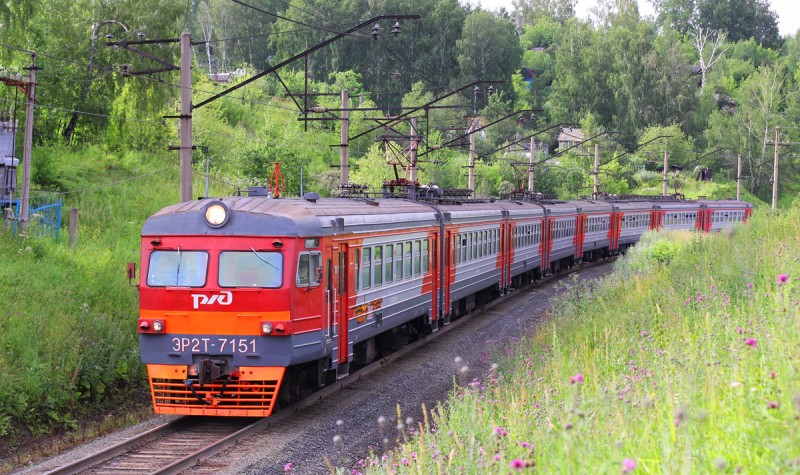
[300,165,304,196]
[468,118,476,193]
[772,127,779,209]
[409,117,419,200]
[19,54,36,233]
[662,146,669,196]
[736,153,742,201]
[593,143,600,197]
[179,33,193,202]
[528,136,535,192]
[340,90,350,186]
[205,153,210,198]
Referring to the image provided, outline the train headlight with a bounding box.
[204,202,229,228]
[152,320,164,333]
[261,322,273,335]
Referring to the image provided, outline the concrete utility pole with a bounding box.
[593,143,600,197]
[528,136,535,192]
[736,153,742,201]
[19,54,37,233]
[772,126,779,209]
[468,118,477,192]
[179,33,193,202]
[339,90,350,187]
[662,146,669,196]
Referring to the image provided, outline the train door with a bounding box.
[541,216,552,274]
[575,214,585,260]
[334,244,349,370]
[613,212,622,252]
[430,233,439,324]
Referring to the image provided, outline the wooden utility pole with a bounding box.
[19,54,37,233]
[179,33,193,202]
[736,153,742,201]
[339,90,350,187]
[662,146,669,196]
[468,118,476,192]
[68,208,78,247]
[528,136,535,192]
[772,126,779,209]
[593,143,600,197]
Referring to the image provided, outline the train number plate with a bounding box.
[171,337,257,354]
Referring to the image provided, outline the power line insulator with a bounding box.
[391,22,401,36]
[371,24,382,40]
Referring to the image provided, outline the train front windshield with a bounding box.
[147,250,209,287]
[219,251,283,288]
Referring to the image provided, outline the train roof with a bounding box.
[142,196,753,238]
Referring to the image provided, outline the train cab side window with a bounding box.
[148,250,209,287]
[297,251,322,287]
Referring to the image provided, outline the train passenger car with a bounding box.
[136,194,752,417]
[573,200,615,262]
[615,201,655,252]
[697,199,753,232]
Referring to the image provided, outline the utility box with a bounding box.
[0,121,18,200]
[0,156,18,198]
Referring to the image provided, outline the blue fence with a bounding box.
[3,191,62,240]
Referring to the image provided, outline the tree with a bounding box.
[651,0,780,49]
[691,26,727,90]
[512,0,576,25]
[456,11,523,88]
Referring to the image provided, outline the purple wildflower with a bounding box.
[768,401,780,409]
[745,338,757,347]
[284,463,293,472]
[778,274,789,285]
[569,372,584,384]
[511,459,525,471]
[622,458,637,473]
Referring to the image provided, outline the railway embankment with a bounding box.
[358,204,799,473]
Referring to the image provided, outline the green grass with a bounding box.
[355,206,800,474]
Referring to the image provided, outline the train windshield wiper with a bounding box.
[174,246,182,286]
[250,246,280,271]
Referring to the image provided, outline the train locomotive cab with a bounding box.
[138,198,329,417]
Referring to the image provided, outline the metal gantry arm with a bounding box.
[348,80,502,142]
[193,15,420,110]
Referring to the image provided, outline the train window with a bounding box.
[478,232,484,258]
[483,231,489,256]
[304,238,319,249]
[297,252,322,287]
[374,246,383,287]
[404,242,412,278]
[219,251,282,288]
[360,248,372,290]
[394,244,403,279]
[422,239,429,273]
[384,245,393,283]
[354,250,360,291]
[413,240,421,276]
[460,234,467,263]
[148,250,208,287]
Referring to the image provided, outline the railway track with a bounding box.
[40,258,614,475]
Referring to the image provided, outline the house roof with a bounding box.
[558,127,584,143]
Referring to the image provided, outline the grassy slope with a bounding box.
[360,206,798,473]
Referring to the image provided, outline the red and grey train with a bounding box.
[136,194,752,416]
